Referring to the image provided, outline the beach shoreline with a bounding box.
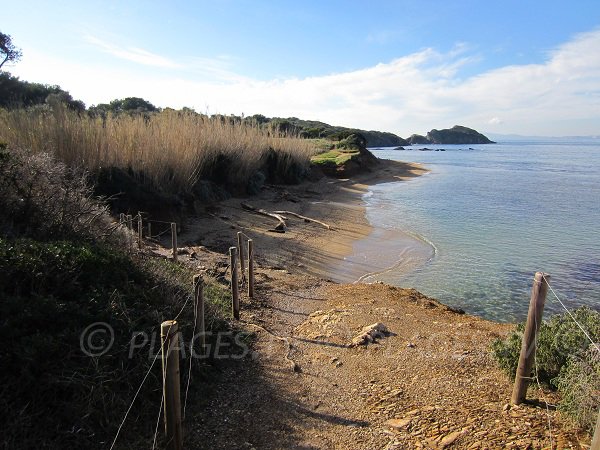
[179,158,429,281]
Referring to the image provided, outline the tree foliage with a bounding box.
[0,32,22,70]
[0,72,85,111]
[88,96,158,117]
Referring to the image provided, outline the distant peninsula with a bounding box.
[408,125,495,145]
[248,115,494,147]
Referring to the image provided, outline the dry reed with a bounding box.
[0,107,318,193]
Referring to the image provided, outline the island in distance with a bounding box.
[408,125,495,145]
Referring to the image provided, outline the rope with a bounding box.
[149,227,173,239]
[543,275,600,353]
[109,290,190,449]
[183,283,199,420]
[151,394,164,450]
[147,219,176,225]
[109,338,163,450]
[238,231,253,241]
[242,321,297,372]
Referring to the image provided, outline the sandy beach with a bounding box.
[179,158,429,282]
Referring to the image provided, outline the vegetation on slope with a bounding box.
[0,106,319,214]
[0,71,85,111]
[248,114,409,147]
[491,307,600,432]
[0,145,232,449]
[310,133,378,177]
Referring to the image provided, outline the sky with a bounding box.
[3,0,600,137]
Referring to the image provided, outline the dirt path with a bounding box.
[181,265,584,449]
[151,160,588,449]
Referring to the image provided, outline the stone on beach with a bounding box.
[350,322,391,346]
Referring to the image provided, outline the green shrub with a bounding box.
[0,146,117,242]
[491,307,600,432]
[492,307,600,385]
[490,322,525,377]
[536,307,600,383]
[334,132,367,151]
[555,347,600,433]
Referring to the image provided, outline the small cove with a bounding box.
[340,140,600,322]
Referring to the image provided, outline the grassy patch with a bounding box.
[311,149,360,166]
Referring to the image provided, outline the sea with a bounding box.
[339,139,600,323]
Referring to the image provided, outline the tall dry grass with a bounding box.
[0,107,318,193]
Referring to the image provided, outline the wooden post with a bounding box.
[591,409,600,450]
[237,232,246,283]
[147,222,152,239]
[137,213,143,249]
[229,246,240,320]
[193,275,205,354]
[511,272,550,405]
[119,213,125,224]
[160,320,183,450]
[171,223,178,261]
[126,215,133,252]
[248,239,254,299]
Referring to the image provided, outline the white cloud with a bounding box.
[84,35,183,69]
[11,28,600,136]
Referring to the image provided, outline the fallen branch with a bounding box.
[240,202,287,232]
[273,210,332,230]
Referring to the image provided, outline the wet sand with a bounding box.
[179,159,429,281]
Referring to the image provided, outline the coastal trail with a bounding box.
[159,159,585,448]
[182,270,583,449]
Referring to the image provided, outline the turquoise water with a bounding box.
[350,141,600,322]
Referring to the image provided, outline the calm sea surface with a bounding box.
[345,140,600,322]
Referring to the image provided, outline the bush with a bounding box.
[490,322,524,377]
[555,347,600,433]
[491,307,600,432]
[0,146,233,448]
[0,146,117,242]
[536,308,600,383]
[334,132,367,151]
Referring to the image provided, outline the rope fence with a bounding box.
[109,207,600,448]
[510,271,599,448]
[543,274,600,352]
[106,221,258,450]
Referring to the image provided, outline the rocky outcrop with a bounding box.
[426,126,494,144]
[407,127,494,145]
[407,134,431,145]
[313,133,379,178]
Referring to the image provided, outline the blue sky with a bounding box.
[3,0,600,136]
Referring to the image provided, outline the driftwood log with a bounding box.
[273,211,332,230]
[241,203,333,233]
[240,202,287,232]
